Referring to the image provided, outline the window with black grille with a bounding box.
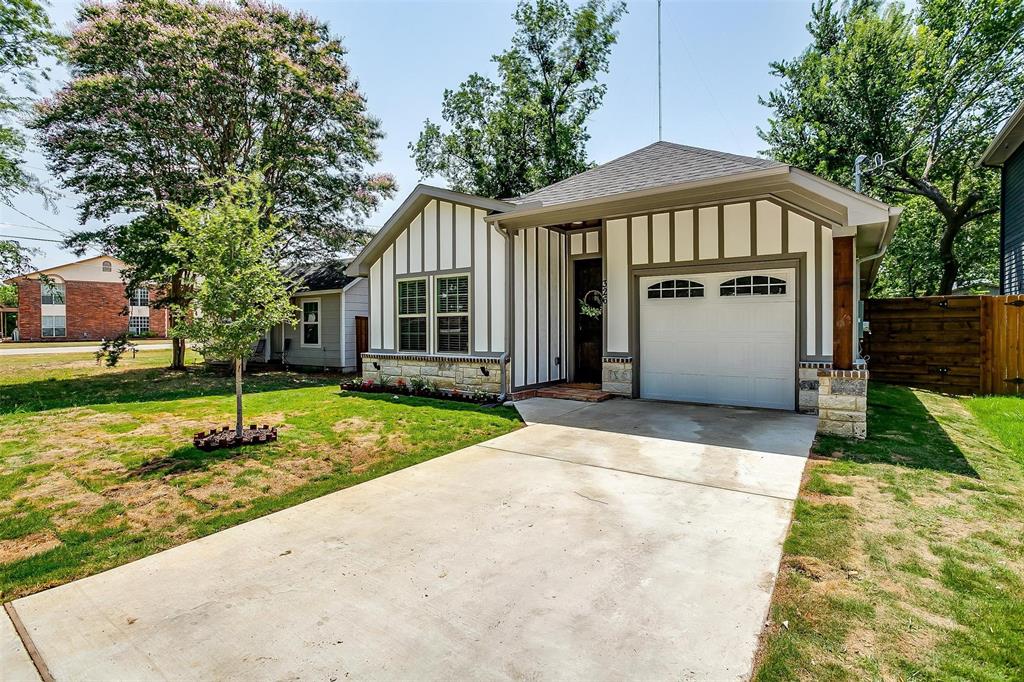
[719,275,787,297]
[646,279,704,299]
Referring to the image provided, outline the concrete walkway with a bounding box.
[5,398,816,681]
[0,343,171,356]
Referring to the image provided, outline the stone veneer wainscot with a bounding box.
[361,353,505,395]
[601,357,633,396]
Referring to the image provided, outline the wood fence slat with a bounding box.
[865,294,1024,396]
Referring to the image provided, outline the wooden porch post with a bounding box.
[833,236,855,370]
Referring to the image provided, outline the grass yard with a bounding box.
[755,383,1024,681]
[0,351,520,600]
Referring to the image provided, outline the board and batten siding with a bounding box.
[604,198,835,361]
[1003,147,1024,294]
[512,226,568,389]
[367,198,507,354]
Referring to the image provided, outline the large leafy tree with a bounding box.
[1,0,60,277]
[33,0,395,367]
[168,174,297,438]
[411,0,626,199]
[759,0,1024,295]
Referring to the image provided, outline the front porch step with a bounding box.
[535,384,613,402]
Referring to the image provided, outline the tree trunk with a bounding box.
[937,215,962,296]
[234,357,243,438]
[170,270,186,370]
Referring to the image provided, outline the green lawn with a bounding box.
[755,383,1024,681]
[0,351,520,600]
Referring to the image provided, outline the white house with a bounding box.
[347,142,901,436]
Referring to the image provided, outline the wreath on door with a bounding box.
[578,289,605,319]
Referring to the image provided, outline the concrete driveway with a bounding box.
[4,398,815,681]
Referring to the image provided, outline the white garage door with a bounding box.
[639,269,796,410]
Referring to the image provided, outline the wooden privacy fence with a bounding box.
[864,295,1024,396]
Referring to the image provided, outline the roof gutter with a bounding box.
[857,207,903,286]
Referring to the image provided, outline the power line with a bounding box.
[4,206,70,237]
[657,0,662,141]
[0,233,63,243]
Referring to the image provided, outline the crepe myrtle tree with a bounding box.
[167,174,297,438]
[32,0,395,369]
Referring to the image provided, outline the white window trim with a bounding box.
[40,281,66,306]
[130,287,150,307]
[41,314,66,338]
[434,274,471,355]
[396,276,428,353]
[299,297,322,348]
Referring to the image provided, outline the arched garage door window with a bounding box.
[720,275,787,297]
[647,279,704,299]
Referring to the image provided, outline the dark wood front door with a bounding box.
[573,258,603,383]
[355,315,368,375]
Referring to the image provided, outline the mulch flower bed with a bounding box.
[193,425,278,451]
[342,378,496,405]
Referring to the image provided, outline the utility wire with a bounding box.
[0,232,62,242]
[4,206,70,237]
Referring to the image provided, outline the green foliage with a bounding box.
[759,0,1023,295]
[166,174,298,364]
[97,333,136,367]
[0,283,18,306]
[411,0,626,199]
[31,0,395,356]
[0,0,60,204]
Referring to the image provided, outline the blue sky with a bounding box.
[3,0,814,269]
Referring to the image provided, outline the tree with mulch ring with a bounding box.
[167,173,298,443]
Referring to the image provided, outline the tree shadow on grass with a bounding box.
[335,388,522,420]
[128,443,258,478]
[0,366,340,416]
[814,382,979,478]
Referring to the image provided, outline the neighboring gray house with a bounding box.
[264,260,368,372]
[981,101,1024,295]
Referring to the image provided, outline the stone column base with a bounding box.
[817,368,868,439]
[601,357,633,396]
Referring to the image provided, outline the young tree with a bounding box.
[411,0,626,199]
[759,0,1024,295]
[167,174,297,438]
[32,0,395,368]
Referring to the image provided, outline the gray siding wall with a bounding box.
[342,279,368,370]
[1004,148,1024,294]
[282,292,342,367]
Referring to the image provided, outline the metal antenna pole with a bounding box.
[657,0,663,141]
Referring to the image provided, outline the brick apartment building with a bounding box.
[7,255,168,342]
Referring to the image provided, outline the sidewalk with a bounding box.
[0,343,171,356]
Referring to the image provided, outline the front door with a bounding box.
[573,258,603,383]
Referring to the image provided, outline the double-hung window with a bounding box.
[435,275,469,354]
[41,282,65,305]
[41,315,66,337]
[129,316,150,335]
[398,279,427,352]
[130,288,149,307]
[301,299,320,347]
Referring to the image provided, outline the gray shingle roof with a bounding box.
[509,141,783,207]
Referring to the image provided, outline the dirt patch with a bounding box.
[333,417,409,472]
[0,531,61,564]
[13,472,109,526]
[183,459,313,509]
[102,481,195,535]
